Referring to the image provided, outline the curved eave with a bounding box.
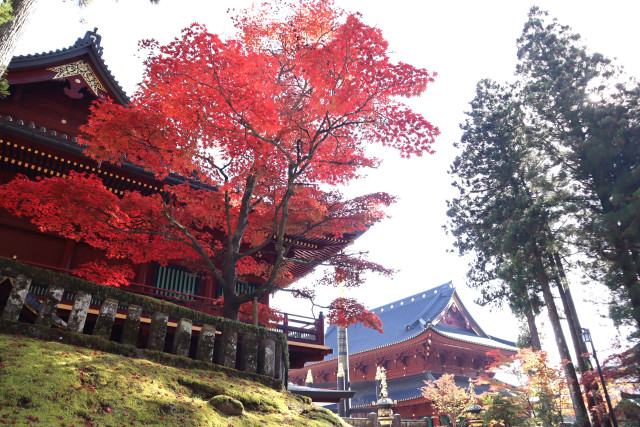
[316,328,429,363]
[8,31,130,105]
[0,115,218,193]
[312,324,516,366]
[429,325,518,353]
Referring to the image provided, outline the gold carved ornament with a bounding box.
[47,60,106,97]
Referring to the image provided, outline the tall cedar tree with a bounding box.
[447,80,545,345]
[0,0,438,323]
[447,79,590,424]
[516,7,640,335]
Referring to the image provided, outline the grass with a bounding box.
[0,333,346,426]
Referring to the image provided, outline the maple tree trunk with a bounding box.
[0,0,40,68]
[532,247,589,426]
[222,290,241,321]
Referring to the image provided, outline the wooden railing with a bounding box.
[273,312,325,345]
[0,257,287,385]
[18,260,324,346]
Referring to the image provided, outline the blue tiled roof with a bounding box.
[325,282,455,359]
[323,282,516,360]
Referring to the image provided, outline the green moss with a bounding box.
[209,395,244,414]
[0,333,347,426]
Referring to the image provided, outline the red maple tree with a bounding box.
[0,0,438,323]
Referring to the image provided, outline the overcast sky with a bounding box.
[14,0,640,356]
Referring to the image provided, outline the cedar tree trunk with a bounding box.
[0,0,40,68]
[532,247,590,426]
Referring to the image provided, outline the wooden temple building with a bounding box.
[0,30,345,368]
[290,282,518,422]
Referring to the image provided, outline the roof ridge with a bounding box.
[404,283,454,329]
[369,281,453,313]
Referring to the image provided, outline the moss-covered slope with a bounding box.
[0,333,345,426]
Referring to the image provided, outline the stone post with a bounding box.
[93,298,118,340]
[258,338,276,377]
[274,340,285,381]
[392,414,402,427]
[35,285,63,328]
[240,333,258,373]
[121,305,142,347]
[147,311,168,351]
[367,412,378,425]
[67,291,92,333]
[1,275,31,321]
[216,328,237,368]
[337,325,351,416]
[337,362,346,417]
[172,318,193,357]
[196,324,216,362]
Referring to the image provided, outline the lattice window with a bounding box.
[216,280,259,297]
[153,265,200,300]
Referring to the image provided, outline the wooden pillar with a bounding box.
[202,277,215,299]
[135,263,152,286]
[58,240,76,273]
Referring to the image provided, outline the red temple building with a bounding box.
[289,282,518,422]
[0,30,345,368]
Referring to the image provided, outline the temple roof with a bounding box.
[320,372,491,410]
[323,282,516,359]
[7,29,129,105]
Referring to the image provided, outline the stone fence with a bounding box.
[0,257,287,387]
[344,413,432,427]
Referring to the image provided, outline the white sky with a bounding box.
[13,0,640,357]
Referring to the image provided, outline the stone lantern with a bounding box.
[375,368,396,425]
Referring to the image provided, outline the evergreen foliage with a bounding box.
[515,7,640,336]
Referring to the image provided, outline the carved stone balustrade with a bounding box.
[0,257,287,387]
